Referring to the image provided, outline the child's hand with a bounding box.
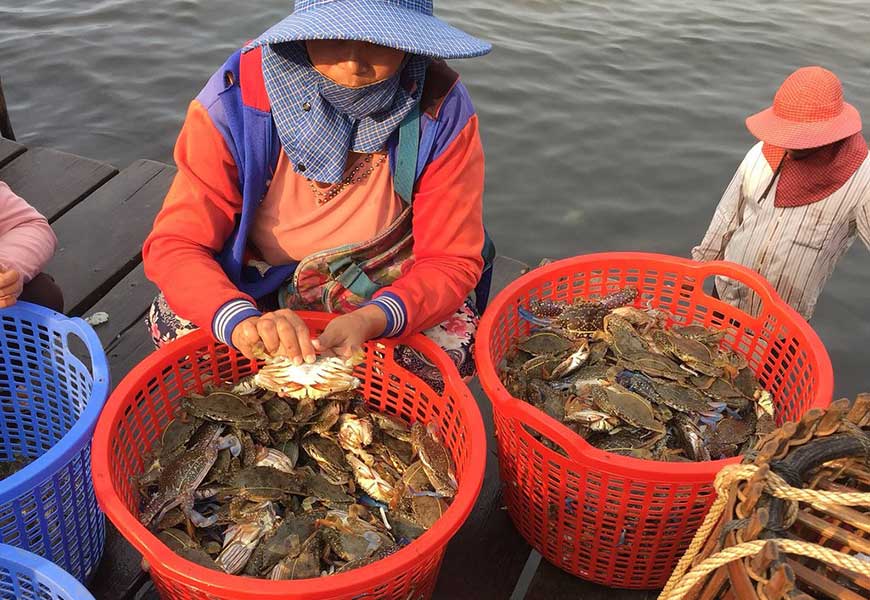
[0,268,23,308]
[313,305,387,359]
[230,309,317,364]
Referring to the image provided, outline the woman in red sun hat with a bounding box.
[693,66,870,319]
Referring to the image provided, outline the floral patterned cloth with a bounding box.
[145,294,478,393]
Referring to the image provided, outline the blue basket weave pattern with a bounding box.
[0,543,94,600]
[0,303,109,584]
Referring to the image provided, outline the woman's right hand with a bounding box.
[231,309,317,364]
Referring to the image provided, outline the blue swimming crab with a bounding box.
[245,348,365,400]
[139,422,240,528]
[521,287,639,338]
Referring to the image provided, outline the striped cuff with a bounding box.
[212,299,262,346]
[364,292,407,338]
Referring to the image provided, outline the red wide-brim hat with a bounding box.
[745,66,863,150]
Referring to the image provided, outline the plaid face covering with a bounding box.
[262,42,428,184]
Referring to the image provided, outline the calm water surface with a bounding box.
[1,0,868,396]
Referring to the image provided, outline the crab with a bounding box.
[670,324,726,346]
[309,400,342,434]
[410,422,457,498]
[263,397,293,428]
[583,384,666,434]
[672,414,711,462]
[369,411,412,442]
[401,460,432,493]
[706,415,753,458]
[252,349,364,400]
[337,412,374,457]
[694,376,750,410]
[139,415,203,487]
[609,306,666,335]
[297,466,355,505]
[650,330,724,377]
[269,530,323,580]
[562,394,619,433]
[301,433,352,486]
[158,528,221,571]
[408,495,449,529]
[548,339,591,380]
[516,331,586,380]
[518,331,574,356]
[619,351,688,381]
[254,447,297,474]
[220,466,304,503]
[139,422,239,528]
[181,391,268,432]
[594,429,664,458]
[653,381,714,414]
[216,502,280,574]
[317,507,393,565]
[346,453,404,507]
[599,314,650,357]
[733,366,762,398]
[526,380,567,422]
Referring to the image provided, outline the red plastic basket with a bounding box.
[91,312,486,600]
[476,252,833,589]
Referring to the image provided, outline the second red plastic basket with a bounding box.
[476,253,833,589]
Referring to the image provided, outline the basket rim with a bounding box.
[475,252,835,478]
[0,301,110,503]
[0,542,95,599]
[91,312,487,598]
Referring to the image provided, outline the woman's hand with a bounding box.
[231,309,316,364]
[0,268,23,308]
[313,305,387,359]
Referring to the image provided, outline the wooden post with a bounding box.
[0,75,15,141]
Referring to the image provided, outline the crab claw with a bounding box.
[188,509,218,528]
[699,413,722,428]
[218,435,242,458]
[549,341,591,380]
[518,307,551,328]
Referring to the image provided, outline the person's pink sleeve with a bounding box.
[0,181,58,282]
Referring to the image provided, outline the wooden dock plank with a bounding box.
[107,326,155,385]
[0,146,117,221]
[48,159,175,317]
[0,137,24,168]
[525,559,655,599]
[88,522,147,600]
[83,263,156,349]
[435,255,534,599]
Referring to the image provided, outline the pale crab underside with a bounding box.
[252,356,362,400]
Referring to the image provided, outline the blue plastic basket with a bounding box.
[0,302,109,584]
[0,543,95,599]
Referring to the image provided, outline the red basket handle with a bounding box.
[689,259,784,308]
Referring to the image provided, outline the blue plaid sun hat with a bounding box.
[245,0,492,59]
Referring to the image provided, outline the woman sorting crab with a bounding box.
[142,0,495,392]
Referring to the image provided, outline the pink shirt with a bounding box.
[0,181,57,282]
[250,150,403,264]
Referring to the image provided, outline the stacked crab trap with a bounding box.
[476,253,834,589]
[0,302,110,585]
[91,312,486,600]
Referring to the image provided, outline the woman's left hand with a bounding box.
[313,305,387,358]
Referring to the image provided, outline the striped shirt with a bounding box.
[692,141,870,319]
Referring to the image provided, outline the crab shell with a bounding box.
[253,354,363,400]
